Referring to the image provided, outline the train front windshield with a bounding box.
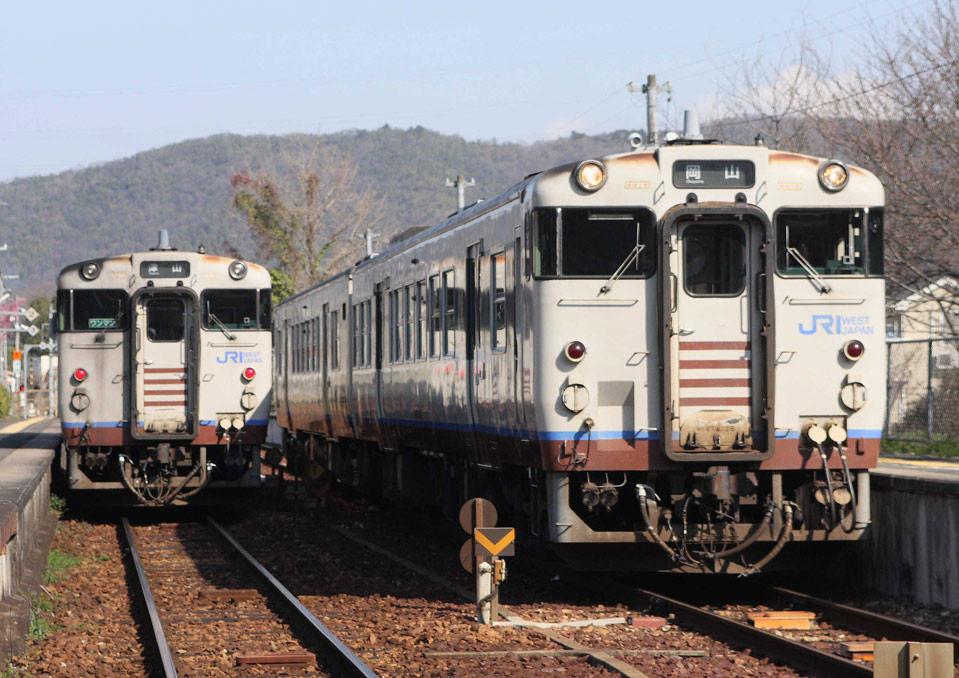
[532,208,657,278]
[57,289,129,331]
[200,289,272,330]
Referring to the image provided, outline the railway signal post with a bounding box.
[459,498,513,625]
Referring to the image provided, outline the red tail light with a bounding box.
[74,368,88,382]
[565,340,587,362]
[843,340,865,360]
[243,367,256,381]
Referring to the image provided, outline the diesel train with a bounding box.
[56,232,273,505]
[275,129,885,573]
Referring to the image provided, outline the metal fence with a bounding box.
[885,337,959,442]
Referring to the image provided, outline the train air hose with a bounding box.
[636,485,795,575]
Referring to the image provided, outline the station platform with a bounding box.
[863,455,959,610]
[0,416,60,658]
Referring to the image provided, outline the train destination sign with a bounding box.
[673,160,755,189]
[140,260,191,278]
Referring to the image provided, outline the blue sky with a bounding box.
[0,0,909,181]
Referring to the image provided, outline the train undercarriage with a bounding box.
[282,431,869,574]
[58,441,260,506]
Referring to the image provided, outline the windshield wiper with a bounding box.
[600,243,645,295]
[207,312,236,340]
[786,246,831,293]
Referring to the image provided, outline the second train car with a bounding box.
[275,131,885,573]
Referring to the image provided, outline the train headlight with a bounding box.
[843,340,864,361]
[228,260,248,280]
[565,340,587,363]
[243,367,256,381]
[80,262,101,281]
[574,160,607,192]
[73,368,88,382]
[818,160,849,192]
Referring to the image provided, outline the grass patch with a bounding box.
[41,549,79,586]
[882,437,959,458]
[49,495,66,515]
[27,593,56,642]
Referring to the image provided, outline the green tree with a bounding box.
[269,268,294,306]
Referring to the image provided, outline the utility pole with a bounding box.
[445,175,476,212]
[358,228,379,258]
[627,75,672,146]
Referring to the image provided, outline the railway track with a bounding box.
[324,517,958,678]
[121,516,378,678]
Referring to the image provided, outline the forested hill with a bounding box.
[0,127,629,295]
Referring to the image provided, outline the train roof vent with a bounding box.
[151,229,176,251]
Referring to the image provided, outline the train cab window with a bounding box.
[776,209,866,276]
[201,290,266,330]
[532,208,655,278]
[684,225,746,296]
[63,289,129,331]
[146,297,185,342]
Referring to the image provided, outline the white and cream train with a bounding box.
[56,232,272,505]
[275,133,885,573]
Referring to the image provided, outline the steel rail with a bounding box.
[120,518,179,678]
[561,570,872,678]
[773,586,959,662]
[205,517,379,678]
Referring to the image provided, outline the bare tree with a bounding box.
[232,140,390,292]
[716,2,959,334]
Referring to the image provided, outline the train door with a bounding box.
[666,217,768,458]
[465,242,486,460]
[131,290,197,439]
[321,304,331,436]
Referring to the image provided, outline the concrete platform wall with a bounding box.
[864,472,959,609]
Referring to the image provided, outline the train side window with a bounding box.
[683,225,746,296]
[364,300,372,367]
[352,304,361,368]
[146,297,185,342]
[259,289,272,329]
[776,209,865,276]
[404,284,415,361]
[532,209,558,277]
[442,269,455,356]
[429,275,440,358]
[416,280,427,359]
[491,252,507,351]
[70,289,128,331]
[867,208,884,276]
[331,311,340,371]
[312,318,319,371]
[389,289,402,363]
